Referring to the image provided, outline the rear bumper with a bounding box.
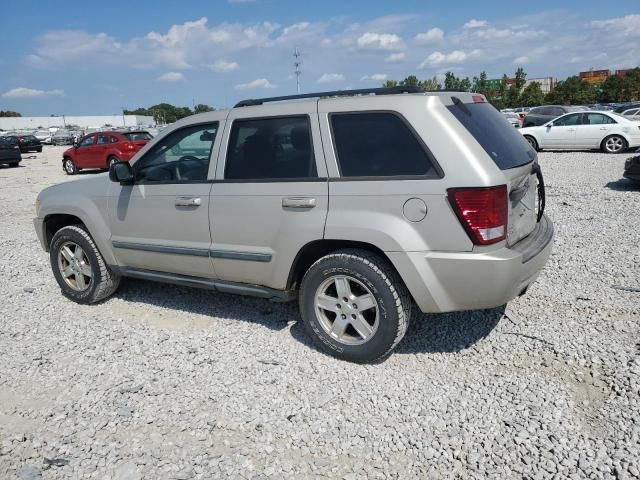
[389,215,554,313]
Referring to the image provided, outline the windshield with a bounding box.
[124,132,152,141]
[448,101,535,170]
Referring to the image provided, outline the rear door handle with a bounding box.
[175,197,201,207]
[599,127,608,130]
[282,197,316,209]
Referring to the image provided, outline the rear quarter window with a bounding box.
[447,102,535,170]
[330,112,440,178]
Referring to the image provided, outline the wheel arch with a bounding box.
[601,133,629,152]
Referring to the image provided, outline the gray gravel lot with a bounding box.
[1,146,639,479]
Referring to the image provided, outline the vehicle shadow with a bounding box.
[113,278,296,332]
[79,170,106,175]
[0,164,25,169]
[605,179,640,192]
[395,305,505,355]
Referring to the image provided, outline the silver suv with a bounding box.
[34,87,554,363]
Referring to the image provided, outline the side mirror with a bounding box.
[547,122,553,127]
[109,161,134,185]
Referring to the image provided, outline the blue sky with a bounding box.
[1,0,638,116]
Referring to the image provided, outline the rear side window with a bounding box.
[330,112,439,178]
[124,132,152,141]
[225,116,317,180]
[448,102,535,170]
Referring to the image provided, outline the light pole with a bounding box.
[121,107,126,127]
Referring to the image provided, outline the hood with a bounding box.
[39,172,110,202]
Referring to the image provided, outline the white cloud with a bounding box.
[282,22,310,36]
[318,73,345,84]
[463,19,488,29]
[418,50,471,68]
[361,74,388,81]
[384,52,406,63]
[2,87,64,98]
[592,14,640,37]
[212,60,239,72]
[415,27,444,44]
[234,78,275,90]
[474,28,546,40]
[514,56,530,65]
[356,32,403,50]
[156,71,185,82]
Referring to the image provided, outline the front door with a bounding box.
[74,135,96,168]
[108,120,223,278]
[540,113,580,148]
[210,103,329,290]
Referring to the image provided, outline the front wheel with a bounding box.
[63,157,77,175]
[602,135,626,154]
[299,249,412,363]
[107,156,120,169]
[50,225,120,304]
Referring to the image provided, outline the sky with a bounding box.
[1,0,638,116]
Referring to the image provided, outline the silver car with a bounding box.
[34,87,554,363]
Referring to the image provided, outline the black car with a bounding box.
[624,154,640,184]
[614,102,640,114]
[523,105,587,127]
[12,134,43,153]
[0,136,22,167]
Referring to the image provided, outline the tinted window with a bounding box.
[134,123,217,183]
[331,112,437,177]
[124,132,152,141]
[529,107,543,115]
[550,107,565,116]
[225,116,316,180]
[584,113,616,125]
[78,136,94,147]
[448,102,535,170]
[624,109,639,116]
[554,114,581,126]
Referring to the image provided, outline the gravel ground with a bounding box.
[1,146,639,479]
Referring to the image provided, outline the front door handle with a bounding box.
[175,197,201,207]
[282,197,316,209]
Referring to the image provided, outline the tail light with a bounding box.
[125,142,135,150]
[448,185,508,245]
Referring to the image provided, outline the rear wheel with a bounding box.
[63,157,78,175]
[7,162,19,168]
[50,225,120,304]
[601,135,626,154]
[37,147,42,153]
[107,156,120,169]
[299,249,412,363]
[524,135,539,151]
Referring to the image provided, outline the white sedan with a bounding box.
[520,111,640,154]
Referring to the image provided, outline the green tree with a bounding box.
[400,75,419,87]
[472,71,489,94]
[193,103,214,114]
[420,76,440,90]
[443,72,471,91]
[514,67,527,90]
[383,80,398,88]
[519,82,545,107]
[0,110,22,117]
[545,76,597,105]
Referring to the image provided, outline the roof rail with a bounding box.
[234,86,425,108]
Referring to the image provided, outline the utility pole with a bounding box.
[293,48,302,94]
[121,107,126,127]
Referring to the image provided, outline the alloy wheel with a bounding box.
[57,241,93,291]
[314,275,379,345]
[605,136,624,153]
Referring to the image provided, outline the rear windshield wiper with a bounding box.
[451,96,472,116]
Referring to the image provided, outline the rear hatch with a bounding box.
[448,99,539,246]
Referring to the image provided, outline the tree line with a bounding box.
[384,68,640,109]
[124,103,214,124]
[0,111,22,117]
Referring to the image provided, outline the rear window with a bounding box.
[330,112,439,178]
[447,102,535,170]
[123,132,152,141]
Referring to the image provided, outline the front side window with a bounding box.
[331,112,438,177]
[554,114,581,126]
[133,123,218,183]
[225,116,316,180]
[78,136,94,147]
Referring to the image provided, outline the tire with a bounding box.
[524,135,539,151]
[7,162,20,168]
[37,147,42,153]
[107,156,120,169]
[601,135,627,154]
[299,249,412,363]
[63,157,78,175]
[50,225,120,304]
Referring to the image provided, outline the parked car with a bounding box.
[34,130,53,145]
[522,105,588,127]
[0,136,22,167]
[624,154,640,184]
[620,108,640,121]
[503,112,522,128]
[11,134,43,153]
[520,111,640,153]
[61,130,152,174]
[614,102,640,114]
[52,129,74,146]
[34,87,554,363]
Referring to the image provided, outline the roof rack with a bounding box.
[234,86,425,108]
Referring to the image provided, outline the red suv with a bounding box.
[62,130,152,175]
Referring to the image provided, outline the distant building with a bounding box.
[579,69,610,85]
[0,115,154,131]
[523,77,557,94]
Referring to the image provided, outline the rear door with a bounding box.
[574,113,616,148]
[93,134,111,168]
[209,102,328,290]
